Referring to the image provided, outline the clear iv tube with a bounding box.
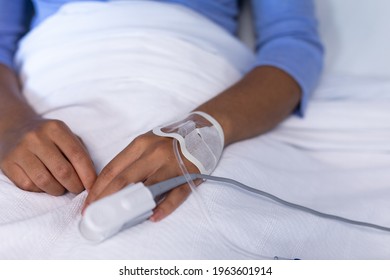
[172,139,290,260]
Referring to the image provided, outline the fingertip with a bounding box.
[83,195,92,207]
[81,202,89,215]
[150,208,164,222]
[82,192,93,211]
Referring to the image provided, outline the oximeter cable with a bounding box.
[79,139,390,257]
[149,170,390,234]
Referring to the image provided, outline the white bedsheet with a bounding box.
[1,2,389,259]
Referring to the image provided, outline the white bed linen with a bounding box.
[315,0,390,77]
[0,1,389,259]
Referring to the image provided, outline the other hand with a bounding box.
[0,118,97,195]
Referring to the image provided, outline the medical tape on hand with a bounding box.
[152,111,224,174]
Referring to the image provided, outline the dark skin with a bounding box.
[0,63,300,221]
[0,64,97,195]
[82,65,301,221]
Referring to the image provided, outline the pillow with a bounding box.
[315,0,390,77]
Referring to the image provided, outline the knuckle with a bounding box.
[34,172,52,187]
[100,165,116,181]
[42,120,68,136]
[153,143,166,155]
[54,164,73,180]
[132,134,152,149]
[150,143,171,161]
[161,200,176,212]
[154,138,174,160]
[112,175,128,189]
[24,130,41,143]
[46,119,65,131]
[69,147,85,162]
[19,180,36,192]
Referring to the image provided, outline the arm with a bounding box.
[196,66,301,146]
[0,1,96,195]
[198,0,324,144]
[84,0,323,220]
[251,0,324,116]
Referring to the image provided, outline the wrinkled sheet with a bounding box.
[1,2,390,260]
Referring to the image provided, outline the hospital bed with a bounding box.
[0,0,389,259]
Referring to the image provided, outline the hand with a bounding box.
[83,131,200,222]
[0,118,97,195]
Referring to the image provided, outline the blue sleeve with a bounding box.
[0,0,32,70]
[251,0,324,116]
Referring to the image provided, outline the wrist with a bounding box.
[153,111,224,175]
[191,107,235,146]
[0,108,40,138]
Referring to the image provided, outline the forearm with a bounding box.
[0,64,38,136]
[196,66,301,146]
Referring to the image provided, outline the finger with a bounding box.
[91,140,144,194]
[2,163,41,193]
[143,166,173,186]
[51,127,96,190]
[17,153,66,196]
[85,137,148,205]
[150,184,191,222]
[83,157,154,211]
[33,141,84,194]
